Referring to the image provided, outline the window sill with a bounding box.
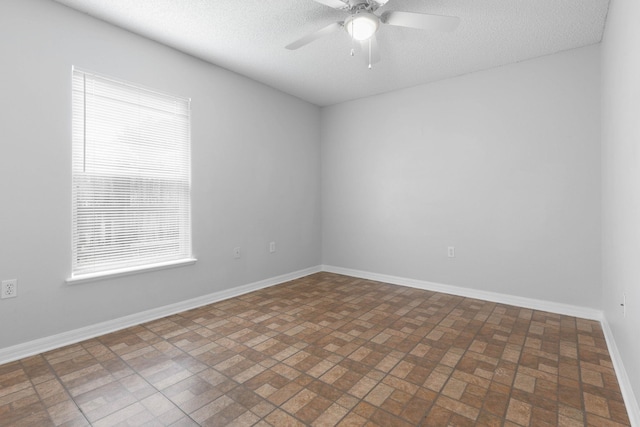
[66,258,197,285]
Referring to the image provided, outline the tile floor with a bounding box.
[0,272,631,426]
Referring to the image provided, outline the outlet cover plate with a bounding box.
[1,279,17,299]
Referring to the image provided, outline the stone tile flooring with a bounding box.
[0,272,631,426]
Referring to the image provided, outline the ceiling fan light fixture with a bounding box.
[345,12,379,41]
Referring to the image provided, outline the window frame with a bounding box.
[68,67,196,283]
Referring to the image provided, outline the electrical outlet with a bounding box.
[1,279,17,299]
[447,246,455,258]
[233,247,241,259]
[623,293,626,318]
[269,241,276,253]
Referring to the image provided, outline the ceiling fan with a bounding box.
[285,0,461,68]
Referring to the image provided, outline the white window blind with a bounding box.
[71,67,192,278]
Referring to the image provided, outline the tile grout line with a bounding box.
[95,328,205,427]
[571,315,587,426]
[460,299,520,426]
[37,352,93,426]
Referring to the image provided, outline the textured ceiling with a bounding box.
[52,0,609,106]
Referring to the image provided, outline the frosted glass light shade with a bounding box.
[345,12,380,41]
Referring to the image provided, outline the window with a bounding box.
[70,67,193,280]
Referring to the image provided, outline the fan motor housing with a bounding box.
[347,0,369,7]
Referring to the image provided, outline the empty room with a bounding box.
[0,0,639,426]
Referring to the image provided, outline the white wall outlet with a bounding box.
[447,246,455,258]
[1,279,17,299]
[233,247,241,259]
[269,241,276,253]
[623,293,626,318]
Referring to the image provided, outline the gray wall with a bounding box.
[321,45,602,308]
[0,0,322,348]
[602,0,640,411]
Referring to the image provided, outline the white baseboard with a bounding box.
[0,265,321,365]
[601,319,640,427]
[322,265,603,320]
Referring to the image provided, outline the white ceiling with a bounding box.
[52,0,609,106]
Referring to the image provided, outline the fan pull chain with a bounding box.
[368,38,372,69]
[350,21,355,56]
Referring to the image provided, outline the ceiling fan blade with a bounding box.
[381,11,460,32]
[358,36,381,65]
[285,22,343,50]
[310,0,349,10]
